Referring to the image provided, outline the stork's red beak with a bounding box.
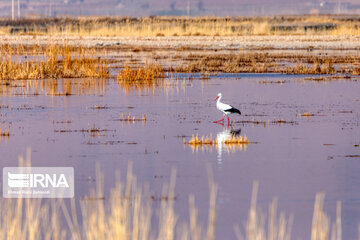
[214,96,219,101]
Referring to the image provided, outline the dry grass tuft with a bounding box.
[186,134,250,146]
[185,134,250,153]
[187,134,217,146]
[117,64,164,82]
[116,64,165,92]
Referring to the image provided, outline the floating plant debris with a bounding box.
[300,112,315,117]
[91,105,110,110]
[236,119,297,126]
[55,125,115,137]
[118,113,147,123]
[271,119,297,125]
[344,155,360,158]
[259,80,288,84]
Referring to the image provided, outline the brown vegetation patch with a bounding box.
[170,52,359,75]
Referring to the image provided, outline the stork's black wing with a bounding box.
[224,106,241,115]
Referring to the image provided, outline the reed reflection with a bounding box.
[0,78,108,96]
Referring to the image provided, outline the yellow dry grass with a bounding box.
[116,64,164,93]
[186,134,250,146]
[187,134,217,146]
[185,134,250,153]
[0,45,108,80]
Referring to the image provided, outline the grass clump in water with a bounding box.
[187,134,217,146]
[116,64,165,92]
[186,134,250,146]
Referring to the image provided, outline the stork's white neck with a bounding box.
[217,95,222,103]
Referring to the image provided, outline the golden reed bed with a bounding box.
[0,15,359,36]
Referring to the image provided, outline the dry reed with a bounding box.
[0,45,108,80]
[311,193,342,240]
[234,181,293,240]
[0,152,218,240]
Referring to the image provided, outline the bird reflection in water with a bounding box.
[216,126,244,165]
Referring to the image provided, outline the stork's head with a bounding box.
[214,93,222,101]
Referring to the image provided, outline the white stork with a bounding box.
[213,93,241,124]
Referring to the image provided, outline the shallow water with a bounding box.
[0,74,359,239]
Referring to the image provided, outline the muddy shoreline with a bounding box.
[1,35,360,50]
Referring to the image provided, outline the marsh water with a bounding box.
[1,74,360,239]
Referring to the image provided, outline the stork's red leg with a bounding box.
[227,115,230,123]
[213,117,224,123]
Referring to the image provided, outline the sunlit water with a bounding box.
[0,74,359,239]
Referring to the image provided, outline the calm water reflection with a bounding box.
[0,74,359,239]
